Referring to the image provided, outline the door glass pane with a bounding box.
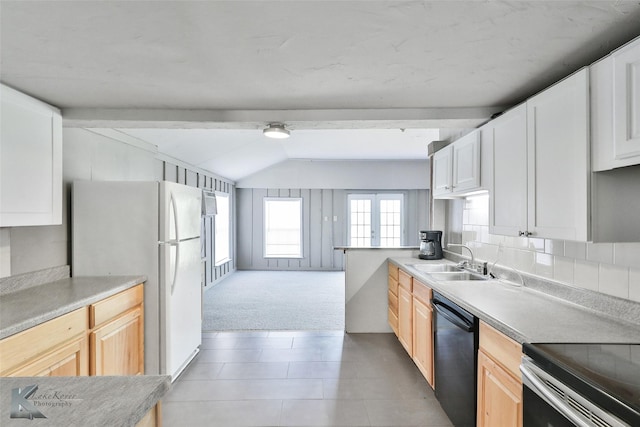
[349,198,371,247]
[380,199,401,247]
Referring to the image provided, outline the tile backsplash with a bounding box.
[453,193,640,303]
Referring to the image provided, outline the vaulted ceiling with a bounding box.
[2,1,640,180]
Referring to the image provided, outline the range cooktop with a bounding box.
[523,343,640,425]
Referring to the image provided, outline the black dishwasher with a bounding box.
[432,291,479,427]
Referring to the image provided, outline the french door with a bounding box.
[347,193,404,247]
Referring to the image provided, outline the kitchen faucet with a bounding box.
[447,243,487,275]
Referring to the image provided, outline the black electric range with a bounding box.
[522,343,640,426]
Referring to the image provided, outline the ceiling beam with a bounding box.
[61,107,506,129]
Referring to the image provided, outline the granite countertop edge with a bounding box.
[127,375,170,427]
[0,275,147,340]
[0,375,170,427]
[388,257,640,345]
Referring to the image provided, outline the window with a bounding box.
[264,198,303,258]
[214,192,230,265]
[348,193,404,247]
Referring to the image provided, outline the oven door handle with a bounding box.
[520,361,591,427]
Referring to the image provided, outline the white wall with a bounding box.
[237,159,430,189]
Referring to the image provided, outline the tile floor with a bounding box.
[163,330,454,427]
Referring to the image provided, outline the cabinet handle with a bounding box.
[525,231,533,237]
[518,231,525,236]
[444,186,450,190]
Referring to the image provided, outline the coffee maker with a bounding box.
[419,230,443,260]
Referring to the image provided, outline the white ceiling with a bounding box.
[2,1,640,180]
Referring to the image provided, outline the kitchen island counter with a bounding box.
[389,257,640,344]
[0,275,146,340]
[0,375,169,426]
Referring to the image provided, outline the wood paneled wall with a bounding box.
[236,188,429,271]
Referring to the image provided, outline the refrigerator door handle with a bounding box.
[171,241,180,295]
[170,192,180,242]
[169,192,181,295]
[160,241,180,295]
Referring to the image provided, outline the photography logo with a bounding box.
[11,385,46,419]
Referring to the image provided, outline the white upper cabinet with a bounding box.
[0,84,62,226]
[526,68,590,241]
[488,69,590,241]
[489,103,528,237]
[433,131,480,198]
[432,145,453,197]
[592,36,640,171]
[452,131,481,193]
[613,38,640,160]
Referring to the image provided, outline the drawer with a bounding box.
[398,270,412,292]
[90,284,144,329]
[479,321,522,379]
[388,263,399,281]
[0,307,88,375]
[388,289,399,314]
[412,278,432,304]
[388,308,399,335]
[388,276,399,296]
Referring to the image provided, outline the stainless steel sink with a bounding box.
[427,272,488,281]
[409,264,462,272]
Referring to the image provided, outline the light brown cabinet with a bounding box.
[412,278,434,388]
[0,307,89,377]
[477,321,523,427]
[0,284,144,378]
[397,270,413,357]
[90,284,145,376]
[388,264,399,335]
[388,264,435,389]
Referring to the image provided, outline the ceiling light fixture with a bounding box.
[263,123,290,139]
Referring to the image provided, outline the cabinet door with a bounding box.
[91,307,144,376]
[0,84,62,226]
[526,69,590,241]
[412,297,434,388]
[397,286,413,357]
[490,104,528,236]
[613,39,640,160]
[477,349,523,427]
[452,131,480,193]
[432,145,453,197]
[9,336,89,377]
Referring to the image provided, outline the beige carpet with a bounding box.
[202,270,345,331]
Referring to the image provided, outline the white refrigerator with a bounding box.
[72,180,202,381]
